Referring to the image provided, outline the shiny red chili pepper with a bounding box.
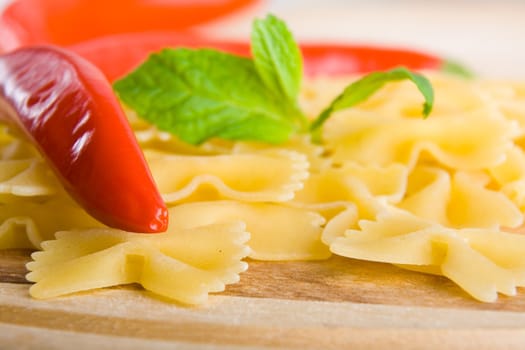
[0,0,259,51]
[67,31,444,82]
[0,45,168,233]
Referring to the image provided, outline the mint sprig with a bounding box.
[310,67,434,142]
[113,48,298,144]
[252,14,303,106]
[114,14,434,145]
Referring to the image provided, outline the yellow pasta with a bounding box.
[2,71,525,303]
[0,159,60,198]
[167,201,330,260]
[291,166,390,224]
[27,222,250,304]
[146,149,309,203]
[331,210,525,302]
[232,135,331,172]
[0,197,103,249]
[324,110,516,170]
[487,146,525,211]
[317,73,525,302]
[399,166,523,228]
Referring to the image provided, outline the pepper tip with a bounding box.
[148,205,169,233]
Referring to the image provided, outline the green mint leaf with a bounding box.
[310,67,434,139]
[441,59,475,79]
[113,48,297,145]
[251,14,303,106]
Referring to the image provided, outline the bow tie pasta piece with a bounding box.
[438,230,525,302]
[447,171,523,228]
[145,149,309,203]
[321,205,360,245]
[0,217,44,249]
[0,130,61,201]
[325,111,516,170]
[0,197,103,249]
[167,201,330,261]
[27,222,250,304]
[291,165,403,221]
[331,210,443,266]
[231,135,331,172]
[340,163,408,203]
[330,210,525,302]
[289,164,409,245]
[488,146,525,211]
[0,159,61,198]
[0,139,40,160]
[399,165,523,229]
[319,73,518,171]
[0,126,41,160]
[475,79,525,132]
[290,165,404,244]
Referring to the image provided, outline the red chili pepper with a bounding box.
[0,45,168,233]
[0,0,445,80]
[67,31,444,82]
[0,0,259,51]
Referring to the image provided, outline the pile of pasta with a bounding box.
[2,72,525,303]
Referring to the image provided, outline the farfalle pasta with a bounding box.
[318,73,525,302]
[27,222,250,304]
[0,159,61,197]
[324,109,516,170]
[167,201,329,260]
[398,166,523,228]
[3,71,525,303]
[330,210,525,302]
[145,149,309,203]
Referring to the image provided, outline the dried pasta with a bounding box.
[2,72,525,303]
[146,149,309,203]
[330,210,525,302]
[0,197,103,249]
[398,166,523,228]
[27,222,250,304]
[167,201,330,260]
[0,159,61,197]
[318,73,525,301]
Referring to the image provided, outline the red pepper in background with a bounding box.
[67,32,443,82]
[0,0,445,81]
[0,0,259,51]
[0,45,168,233]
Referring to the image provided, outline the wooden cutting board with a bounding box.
[1,249,525,349]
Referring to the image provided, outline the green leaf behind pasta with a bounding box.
[310,67,434,138]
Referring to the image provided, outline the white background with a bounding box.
[1,0,524,79]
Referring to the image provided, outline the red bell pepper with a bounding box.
[68,31,444,82]
[0,0,259,50]
[0,0,446,81]
[0,45,168,233]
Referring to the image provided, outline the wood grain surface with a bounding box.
[2,249,525,311]
[2,249,525,349]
